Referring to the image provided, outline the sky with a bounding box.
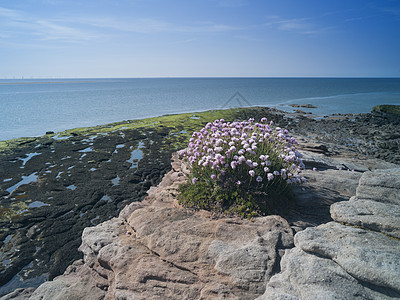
[0,0,400,78]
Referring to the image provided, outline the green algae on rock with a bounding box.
[372,104,400,116]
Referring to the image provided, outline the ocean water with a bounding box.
[1,77,399,141]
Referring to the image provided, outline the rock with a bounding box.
[287,168,362,232]
[258,222,400,299]
[29,263,105,300]
[258,168,400,300]
[288,104,317,108]
[330,167,400,238]
[295,222,400,294]
[29,156,295,299]
[0,288,35,300]
[355,168,400,205]
[257,247,385,300]
[331,199,400,238]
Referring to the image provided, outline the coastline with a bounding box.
[0,106,399,296]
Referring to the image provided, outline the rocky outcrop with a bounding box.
[28,153,295,300]
[3,153,399,299]
[257,168,400,300]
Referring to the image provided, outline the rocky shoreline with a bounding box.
[7,151,400,299]
[0,106,399,298]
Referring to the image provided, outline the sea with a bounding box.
[1,77,399,141]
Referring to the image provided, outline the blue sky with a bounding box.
[1,0,400,78]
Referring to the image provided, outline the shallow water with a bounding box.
[6,173,38,195]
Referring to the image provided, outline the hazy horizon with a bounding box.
[1,0,400,78]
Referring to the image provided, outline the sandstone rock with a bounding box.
[331,199,400,238]
[29,158,295,300]
[295,222,400,294]
[29,263,105,300]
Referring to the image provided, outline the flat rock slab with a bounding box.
[331,199,400,238]
[295,222,400,294]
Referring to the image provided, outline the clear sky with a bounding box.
[1,0,400,78]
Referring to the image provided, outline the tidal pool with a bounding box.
[6,173,38,195]
[127,142,144,169]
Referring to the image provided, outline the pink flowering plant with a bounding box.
[178,117,306,218]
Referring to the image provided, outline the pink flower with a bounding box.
[249,170,255,177]
[211,174,216,180]
[192,177,198,184]
[267,173,274,181]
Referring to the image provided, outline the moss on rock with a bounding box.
[372,105,400,116]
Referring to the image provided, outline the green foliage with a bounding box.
[372,105,400,116]
[178,117,304,218]
[178,178,294,219]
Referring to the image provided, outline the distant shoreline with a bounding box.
[0,81,97,85]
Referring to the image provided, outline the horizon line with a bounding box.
[1,75,400,81]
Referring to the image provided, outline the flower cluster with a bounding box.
[180,117,306,191]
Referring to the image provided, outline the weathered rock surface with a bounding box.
[257,168,400,300]
[354,168,400,205]
[28,153,295,300]
[331,199,400,238]
[331,168,400,238]
[259,247,387,300]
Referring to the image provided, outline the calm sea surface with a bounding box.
[1,77,399,141]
